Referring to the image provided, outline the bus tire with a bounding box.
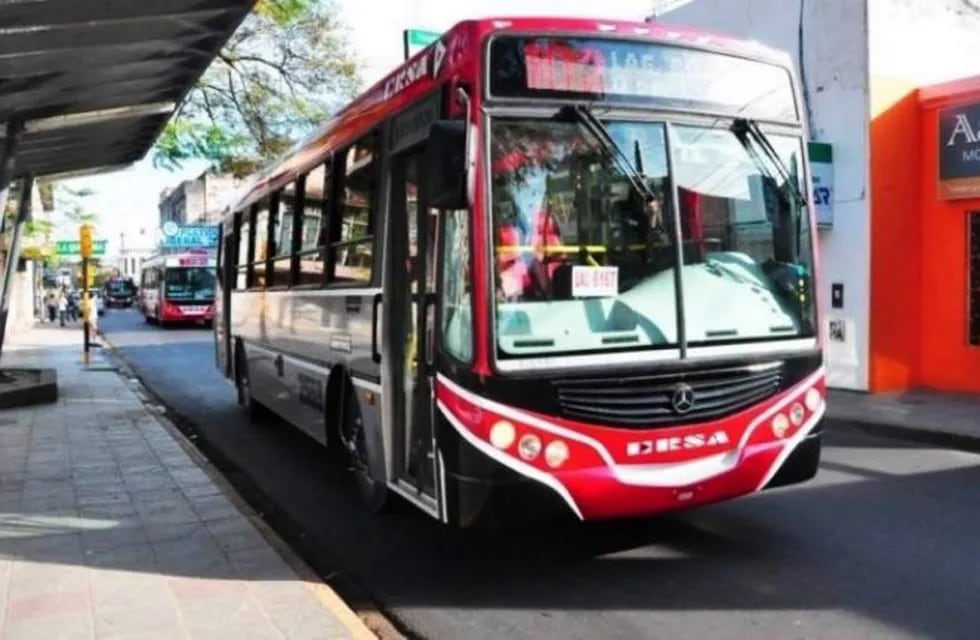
[339,376,389,513]
[235,343,267,422]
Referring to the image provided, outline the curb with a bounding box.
[827,415,980,454]
[97,326,392,640]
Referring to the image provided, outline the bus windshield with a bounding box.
[164,267,216,302]
[106,279,135,295]
[490,116,815,358]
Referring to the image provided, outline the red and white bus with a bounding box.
[215,17,826,527]
[141,252,216,327]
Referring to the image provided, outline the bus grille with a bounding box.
[553,362,783,428]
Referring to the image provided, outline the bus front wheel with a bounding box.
[235,346,267,422]
[339,377,389,513]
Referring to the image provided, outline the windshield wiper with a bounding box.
[560,105,659,204]
[730,118,807,209]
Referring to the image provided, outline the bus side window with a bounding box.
[297,161,329,286]
[236,208,251,290]
[251,198,271,288]
[440,208,473,362]
[331,133,377,285]
[272,183,298,287]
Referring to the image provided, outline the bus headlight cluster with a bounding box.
[771,385,824,439]
[544,440,570,469]
[489,420,516,449]
[488,420,571,469]
[771,413,790,438]
[789,402,805,426]
[805,388,822,412]
[518,434,542,460]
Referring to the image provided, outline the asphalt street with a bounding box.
[100,307,980,640]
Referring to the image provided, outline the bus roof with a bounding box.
[224,16,794,217]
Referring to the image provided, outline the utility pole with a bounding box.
[79,223,93,364]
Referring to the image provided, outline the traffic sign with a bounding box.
[56,239,106,255]
[403,28,441,59]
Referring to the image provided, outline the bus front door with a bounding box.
[384,148,440,514]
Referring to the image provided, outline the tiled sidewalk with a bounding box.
[0,324,375,639]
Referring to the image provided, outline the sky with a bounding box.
[59,0,655,257]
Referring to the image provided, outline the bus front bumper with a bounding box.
[436,370,826,524]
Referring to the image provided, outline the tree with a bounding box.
[153,0,360,177]
[57,186,99,225]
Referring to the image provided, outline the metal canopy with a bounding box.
[0,0,256,181]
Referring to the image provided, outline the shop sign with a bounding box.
[808,141,833,227]
[939,101,980,200]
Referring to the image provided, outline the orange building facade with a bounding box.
[870,75,980,393]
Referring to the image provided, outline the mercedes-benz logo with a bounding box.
[670,383,696,415]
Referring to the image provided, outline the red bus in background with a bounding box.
[140,252,216,327]
[216,17,826,527]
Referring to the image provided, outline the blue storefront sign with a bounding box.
[160,223,219,249]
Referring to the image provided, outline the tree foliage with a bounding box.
[153,0,360,177]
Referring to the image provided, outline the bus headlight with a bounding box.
[771,414,790,438]
[518,434,542,461]
[805,388,821,412]
[789,403,805,426]
[544,440,570,469]
[489,420,516,450]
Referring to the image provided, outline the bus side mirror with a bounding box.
[425,120,467,210]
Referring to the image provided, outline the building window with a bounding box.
[297,163,329,286]
[970,211,980,346]
[332,135,377,285]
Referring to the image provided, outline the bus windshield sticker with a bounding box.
[572,265,618,298]
[489,36,797,122]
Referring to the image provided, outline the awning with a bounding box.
[0,0,256,181]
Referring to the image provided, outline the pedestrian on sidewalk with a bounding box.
[67,290,80,322]
[57,290,68,327]
[45,289,57,323]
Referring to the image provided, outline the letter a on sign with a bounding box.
[948,114,978,147]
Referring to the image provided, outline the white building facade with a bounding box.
[657,0,980,391]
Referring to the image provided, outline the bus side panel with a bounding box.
[242,341,285,414]
[142,283,159,320]
[229,289,382,444]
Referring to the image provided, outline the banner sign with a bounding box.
[939,101,980,200]
[160,223,219,249]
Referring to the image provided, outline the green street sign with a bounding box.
[403,28,441,59]
[56,239,106,255]
[406,29,440,47]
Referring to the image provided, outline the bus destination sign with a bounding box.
[489,36,798,122]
